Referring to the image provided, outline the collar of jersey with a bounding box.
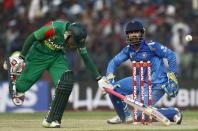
[130,39,146,52]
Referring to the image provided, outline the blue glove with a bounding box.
[161,72,179,98]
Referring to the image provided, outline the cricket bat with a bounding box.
[103,87,171,126]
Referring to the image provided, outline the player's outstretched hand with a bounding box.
[162,72,178,98]
[98,76,114,95]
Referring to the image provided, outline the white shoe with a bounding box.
[173,108,182,125]
[107,116,122,124]
[42,119,61,128]
[107,115,133,124]
[12,92,25,106]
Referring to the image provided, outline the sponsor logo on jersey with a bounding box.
[44,36,64,50]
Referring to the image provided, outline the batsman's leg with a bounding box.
[42,70,74,128]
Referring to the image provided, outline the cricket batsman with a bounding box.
[98,20,182,125]
[9,20,111,128]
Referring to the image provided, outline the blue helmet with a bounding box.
[125,20,145,45]
[125,20,144,34]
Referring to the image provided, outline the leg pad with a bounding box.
[46,70,74,123]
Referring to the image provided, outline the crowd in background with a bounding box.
[0,0,198,82]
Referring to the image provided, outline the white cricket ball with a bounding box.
[185,35,193,42]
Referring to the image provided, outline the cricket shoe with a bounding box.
[12,92,25,106]
[42,118,61,128]
[173,108,183,125]
[107,115,133,124]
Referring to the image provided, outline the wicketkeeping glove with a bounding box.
[98,76,114,95]
[161,72,179,98]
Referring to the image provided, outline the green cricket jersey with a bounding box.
[20,21,101,80]
[33,21,86,54]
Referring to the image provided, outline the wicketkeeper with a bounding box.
[99,20,182,125]
[9,20,110,128]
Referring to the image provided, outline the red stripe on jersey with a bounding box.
[44,28,54,39]
[44,21,52,26]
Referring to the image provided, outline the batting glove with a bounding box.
[9,55,25,74]
[98,76,114,95]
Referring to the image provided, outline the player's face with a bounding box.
[126,31,142,45]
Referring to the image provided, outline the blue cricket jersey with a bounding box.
[106,40,177,85]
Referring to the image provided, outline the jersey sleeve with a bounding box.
[20,33,36,58]
[148,42,177,74]
[106,47,130,74]
[20,23,56,58]
[78,47,101,80]
[33,25,55,41]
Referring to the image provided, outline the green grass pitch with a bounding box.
[0,111,198,131]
